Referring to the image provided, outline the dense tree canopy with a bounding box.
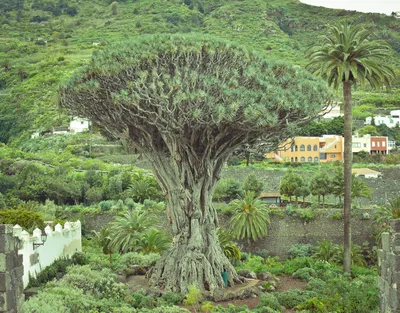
[60,34,332,293]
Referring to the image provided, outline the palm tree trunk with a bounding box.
[343,81,353,273]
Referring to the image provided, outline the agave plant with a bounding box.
[216,228,241,261]
[229,191,270,243]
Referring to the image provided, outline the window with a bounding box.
[295,145,298,152]
[314,157,319,162]
[300,145,305,151]
[291,157,294,162]
[308,157,312,162]
[295,157,298,162]
[291,145,295,152]
[313,144,318,151]
[307,145,311,151]
[372,142,376,147]
[364,143,367,148]
[300,157,306,162]
[331,154,336,158]
[377,142,380,147]
[352,142,361,148]
[382,141,386,147]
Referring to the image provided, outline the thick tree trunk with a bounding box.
[343,81,353,273]
[148,153,241,293]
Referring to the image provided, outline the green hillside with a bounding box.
[0,0,399,145]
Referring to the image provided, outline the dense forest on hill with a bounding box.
[0,0,399,145]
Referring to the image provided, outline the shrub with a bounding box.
[27,253,86,288]
[213,178,242,201]
[288,244,312,258]
[62,265,128,299]
[276,289,317,309]
[120,252,160,267]
[184,285,203,306]
[292,267,316,281]
[129,290,157,309]
[0,208,44,230]
[159,291,185,306]
[29,15,50,23]
[65,6,78,16]
[253,249,269,259]
[242,173,264,196]
[256,292,281,311]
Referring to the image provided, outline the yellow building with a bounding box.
[266,135,344,163]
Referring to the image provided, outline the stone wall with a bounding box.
[0,225,24,313]
[236,209,375,257]
[378,220,400,313]
[70,209,375,258]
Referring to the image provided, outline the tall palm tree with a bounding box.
[229,191,270,243]
[306,22,395,273]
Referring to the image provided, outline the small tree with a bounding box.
[310,171,332,206]
[229,191,270,243]
[242,173,264,197]
[280,171,303,202]
[331,166,345,204]
[295,184,310,204]
[351,174,372,206]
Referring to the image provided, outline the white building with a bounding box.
[69,117,90,133]
[352,134,371,153]
[365,110,400,128]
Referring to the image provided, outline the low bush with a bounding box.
[27,253,88,288]
[292,267,316,281]
[256,293,282,311]
[276,289,317,309]
[120,252,160,267]
[0,208,44,230]
[288,244,312,258]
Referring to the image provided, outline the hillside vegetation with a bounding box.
[0,0,399,145]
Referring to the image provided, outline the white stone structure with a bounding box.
[12,221,82,287]
[69,117,90,133]
[365,110,400,128]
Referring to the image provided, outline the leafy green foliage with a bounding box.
[310,171,332,205]
[0,208,44,229]
[288,244,313,258]
[213,178,242,201]
[216,227,241,261]
[229,191,270,242]
[280,171,303,202]
[109,209,157,253]
[27,253,88,288]
[242,173,264,197]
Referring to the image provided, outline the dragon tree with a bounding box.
[59,34,331,293]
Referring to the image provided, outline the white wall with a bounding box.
[12,221,82,287]
[69,118,90,133]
